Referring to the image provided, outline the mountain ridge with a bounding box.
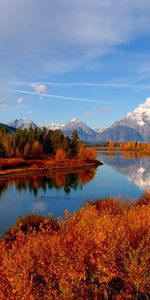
[113,97,150,141]
[6,98,150,142]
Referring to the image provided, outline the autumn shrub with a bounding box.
[55,148,66,162]
[4,214,60,245]
[0,194,150,299]
[78,145,97,161]
[136,191,150,207]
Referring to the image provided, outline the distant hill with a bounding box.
[0,123,16,133]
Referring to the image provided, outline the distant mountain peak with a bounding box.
[8,118,37,129]
[126,97,150,125]
[66,118,84,126]
[111,97,150,141]
[70,118,78,122]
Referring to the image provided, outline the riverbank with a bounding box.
[95,147,150,157]
[0,157,102,180]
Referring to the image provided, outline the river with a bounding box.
[0,151,149,235]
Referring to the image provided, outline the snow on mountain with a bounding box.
[126,97,150,126]
[114,97,150,141]
[7,118,99,143]
[8,119,37,129]
[8,97,150,143]
[62,118,99,143]
[48,123,65,130]
[95,128,104,134]
[40,123,64,130]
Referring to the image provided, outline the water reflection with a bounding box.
[99,152,150,191]
[0,168,96,197]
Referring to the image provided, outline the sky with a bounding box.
[1,0,150,129]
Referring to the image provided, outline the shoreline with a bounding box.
[95,147,150,156]
[0,159,102,181]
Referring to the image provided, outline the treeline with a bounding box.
[119,141,150,151]
[0,194,150,299]
[0,127,80,159]
[98,140,150,151]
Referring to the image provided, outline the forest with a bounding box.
[0,127,98,174]
[0,127,80,159]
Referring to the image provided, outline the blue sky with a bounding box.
[1,0,150,129]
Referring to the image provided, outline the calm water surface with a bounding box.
[0,151,150,235]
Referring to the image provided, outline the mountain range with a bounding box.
[5,97,150,143]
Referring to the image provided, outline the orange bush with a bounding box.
[78,146,97,161]
[55,148,66,162]
[0,195,150,299]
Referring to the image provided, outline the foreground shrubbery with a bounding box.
[0,194,150,299]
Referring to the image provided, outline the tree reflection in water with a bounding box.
[0,169,96,197]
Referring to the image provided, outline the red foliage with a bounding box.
[0,194,150,299]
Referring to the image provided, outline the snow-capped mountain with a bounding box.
[7,118,99,142]
[46,123,65,131]
[39,118,98,142]
[8,119,37,129]
[98,125,143,142]
[61,118,99,143]
[96,97,150,142]
[95,128,104,134]
[114,97,150,141]
[7,98,150,142]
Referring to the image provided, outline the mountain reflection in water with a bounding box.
[99,151,150,191]
[0,168,96,197]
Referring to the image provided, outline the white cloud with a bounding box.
[0,1,150,77]
[17,96,24,104]
[26,110,33,115]
[33,84,48,94]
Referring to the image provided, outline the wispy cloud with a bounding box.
[9,81,150,91]
[9,89,109,104]
[26,110,33,115]
[17,96,24,105]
